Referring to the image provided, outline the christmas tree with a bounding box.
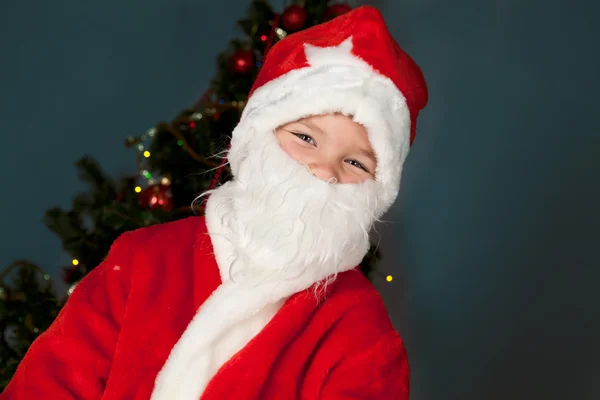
[0,0,384,390]
[0,261,60,389]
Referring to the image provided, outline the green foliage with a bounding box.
[0,263,61,389]
[44,157,186,282]
[359,242,382,279]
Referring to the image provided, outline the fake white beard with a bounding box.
[204,129,382,294]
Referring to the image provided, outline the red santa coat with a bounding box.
[2,216,409,399]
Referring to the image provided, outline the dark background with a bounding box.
[1,0,598,399]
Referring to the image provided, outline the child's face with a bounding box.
[275,113,377,184]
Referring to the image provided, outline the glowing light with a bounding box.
[67,282,78,296]
[72,259,79,266]
[177,140,183,146]
[135,186,142,193]
[261,34,267,41]
[276,27,287,38]
[386,275,393,282]
[143,150,151,158]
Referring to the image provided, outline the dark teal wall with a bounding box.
[377,1,599,399]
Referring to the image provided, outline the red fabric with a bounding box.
[250,5,428,145]
[2,217,409,399]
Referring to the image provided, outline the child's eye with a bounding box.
[346,159,369,172]
[292,132,316,146]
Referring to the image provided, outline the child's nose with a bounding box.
[307,162,340,184]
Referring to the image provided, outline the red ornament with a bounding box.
[230,49,254,74]
[138,184,173,211]
[282,4,307,32]
[324,3,352,21]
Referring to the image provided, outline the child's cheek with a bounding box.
[288,143,315,165]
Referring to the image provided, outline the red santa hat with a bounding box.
[227,5,428,213]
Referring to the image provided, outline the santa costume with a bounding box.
[2,6,427,400]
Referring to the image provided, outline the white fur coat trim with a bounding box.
[150,274,286,400]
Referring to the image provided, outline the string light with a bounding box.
[72,259,79,266]
[67,282,78,296]
[127,105,237,186]
[260,34,267,41]
[276,27,287,39]
[386,275,393,282]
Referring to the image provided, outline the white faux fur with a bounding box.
[151,277,286,399]
[229,36,412,216]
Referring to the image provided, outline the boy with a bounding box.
[2,6,427,400]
